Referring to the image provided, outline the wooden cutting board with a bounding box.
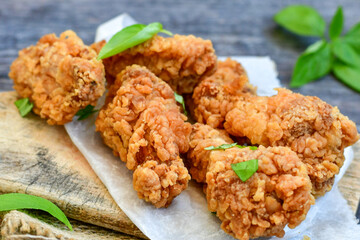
[0,91,145,239]
[0,91,359,239]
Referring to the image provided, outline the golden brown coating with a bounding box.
[187,123,314,240]
[191,58,256,128]
[95,65,191,208]
[9,30,105,125]
[92,34,217,94]
[187,123,234,183]
[224,88,360,196]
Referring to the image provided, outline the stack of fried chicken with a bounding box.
[9,29,359,240]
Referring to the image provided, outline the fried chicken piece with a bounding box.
[9,30,105,125]
[224,88,360,196]
[91,34,217,94]
[95,65,191,208]
[186,123,233,183]
[191,58,256,128]
[187,123,314,240]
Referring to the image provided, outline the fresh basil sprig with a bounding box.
[205,143,257,151]
[274,5,326,37]
[14,98,33,117]
[76,105,98,120]
[97,22,172,60]
[231,159,258,182]
[0,193,72,230]
[275,5,360,92]
[174,92,187,115]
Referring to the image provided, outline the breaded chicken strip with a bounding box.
[9,30,105,125]
[92,34,217,94]
[95,65,191,208]
[224,88,359,196]
[191,58,256,128]
[187,123,314,240]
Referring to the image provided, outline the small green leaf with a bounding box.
[304,40,326,55]
[76,105,98,120]
[14,98,33,117]
[231,159,259,182]
[235,145,258,150]
[329,7,343,40]
[290,41,333,88]
[174,92,187,116]
[344,22,360,52]
[205,143,257,151]
[97,22,172,60]
[332,38,360,67]
[0,193,72,230]
[274,5,326,37]
[205,142,238,151]
[347,22,360,36]
[333,62,360,92]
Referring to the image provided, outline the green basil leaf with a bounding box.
[332,38,360,67]
[76,105,98,120]
[303,40,326,55]
[290,41,333,88]
[333,62,360,92]
[346,22,360,38]
[0,193,72,230]
[344,23,360,52]
[274,5,326,37]
[97,22,172,60]
[235,145,258,150]
[231,159,258,182]
[174,92,187,116]
[205,143,257,151]
[14,98,33,117]
[205,142,238,151]
[329,6,343,40]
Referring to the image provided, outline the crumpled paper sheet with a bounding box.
[65,13,360,240]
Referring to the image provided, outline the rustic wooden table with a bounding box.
[0,0,359,238]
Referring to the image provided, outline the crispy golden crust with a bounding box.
[187,124,314,240]
[92,34,217,94]
[9,30,105,125]
[186,123,233,183]
[224,88,360,196]
[192,58,256,128]
[95,65,191,208]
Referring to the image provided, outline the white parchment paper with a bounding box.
[65,14,360,240]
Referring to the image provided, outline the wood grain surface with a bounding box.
[1,210,141,240]
[0,0,359,131]
[338,141,360,213]
[0,91,146,239]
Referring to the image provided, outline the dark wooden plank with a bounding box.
[1,0,359,130]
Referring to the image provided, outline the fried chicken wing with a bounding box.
[9,30,105,125]
[187,123,314,240]
[224,88,359,196]
[92,34,217,94]
[191,58,256,128]
[95,65,191,208]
